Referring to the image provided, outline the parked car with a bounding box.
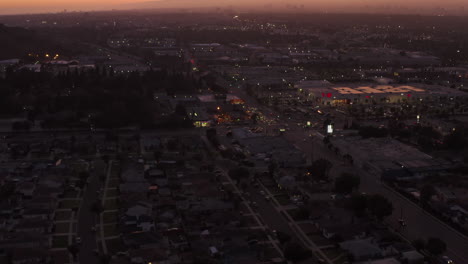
[442,256,454,264]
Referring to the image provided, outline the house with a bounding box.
[122,214,154,233]
[436,187,457,203]
[10,248,48,264]
[188,198,234,213]
[357,258,401,264]
[401,250,425,264]
[340,238,383,261]
[0,232,48,249]
[22,207,54,220]
[14,218,52,233]
[120,182,150,193]
[128,247,168,264]
[318,222,368,241]
[146,168,165,179]
[123,232,167,249]
[313,207,368,240]
[16,182,35,198]
[125,202,152,218]
[34,186,63,198]
[166,228,189,250]
[24,196,57,210]
[185,106,211,128]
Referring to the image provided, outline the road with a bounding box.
[288,128,468,264]
[224,77,468,263]
[77,159,105,264]
[361,173,468,264]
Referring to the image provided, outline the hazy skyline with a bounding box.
[0,0,466,15]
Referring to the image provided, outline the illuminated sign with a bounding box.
[331,85,425,95]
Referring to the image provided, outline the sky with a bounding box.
[0,0,466,15]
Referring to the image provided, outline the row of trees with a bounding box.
[1,67,203,129]
[347,193,394,221]
[412,237,447,256]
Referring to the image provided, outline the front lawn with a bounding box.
[274,194,291,206]
[105,188,119,197]
[54,211,72,221]
[323,247,345,261]
[103,211,119,223]
[308,234,332,247]
[51,235,69,248]
[63,190,79,199]
[107,178,120,188]
[54,222,71,234]
[105,238,124,255]
[103,224,120,237]
[59,200,81,209]
[104,198,119,210]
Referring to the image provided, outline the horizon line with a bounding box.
[1,7,467,17]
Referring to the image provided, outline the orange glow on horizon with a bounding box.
[0,0,149,14]
[0,0,466,15]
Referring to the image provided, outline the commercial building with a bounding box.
[296,81,468,106]
[334,137,453,181]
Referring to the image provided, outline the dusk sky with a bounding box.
[0,0,466,15]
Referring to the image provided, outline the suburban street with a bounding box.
[77,159,105,264]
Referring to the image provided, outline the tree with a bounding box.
[67,244,79,259]
[335,173,360,194]
[307,159,332,181]
[444,127,467,150]
[228,167,250,184]
[283,241,312,263]
[206,128,217,139]
[275,231,292,245]
[99,254,111,264]
[425,237,446,256]
[251,113,259,124]
[12,121,31,131]
[153,150,162,162]
[293,206,311,221]
[90,200,103,214]
[420,184,436,204]
[79,171,90,181]
[367,194,393,221]
[348,194,368,217]
[268,161,278,177]
[412,239,425,251]
[206,128,219,146]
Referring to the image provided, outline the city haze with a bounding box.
[0,0,467,15]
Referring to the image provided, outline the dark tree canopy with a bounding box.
[228,167,250,183]
[335,173,360,194]
[367,194,394,221]
[307,158,333,181]
[425,237,447,256]
[347,194,368,217]
[283,241,312,263]
[420,184,436,204]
